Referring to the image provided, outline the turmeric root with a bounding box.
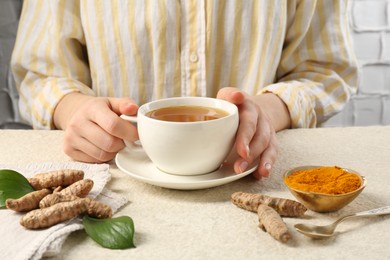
[59,179,93,198]
[39,192,112,219]
[39,179,93,208]
[85,198,113,219]
[21,197,113,229]
[28,169,84,190]
[231,192,307,217]
[257,204,291,243]
[20,199,89,229]
[6,189,51,212]
[39,193,79,208]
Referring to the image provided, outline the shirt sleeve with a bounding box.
[260,0,358,128]
[11,1,94,129]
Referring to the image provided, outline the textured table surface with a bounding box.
[0,127,389,260]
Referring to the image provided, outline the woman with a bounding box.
[11,0,358,179]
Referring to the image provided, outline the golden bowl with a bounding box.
[283,165,366,213]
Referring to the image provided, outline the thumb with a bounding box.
[107,97,139,116]
[216,87,245,105]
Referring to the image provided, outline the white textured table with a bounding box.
[1,127,390,260]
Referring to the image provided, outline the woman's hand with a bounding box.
[217,87,291,179]
[53,93,139,162]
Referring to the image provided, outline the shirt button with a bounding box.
[190,52,198,63]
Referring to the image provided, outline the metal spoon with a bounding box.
[294,205,390,239]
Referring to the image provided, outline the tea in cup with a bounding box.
[121,97,239,176]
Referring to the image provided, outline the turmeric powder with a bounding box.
[6,189,51,212]
[28,169,84,190]
[257,204,291,243]
[231,192,307,217]
[285,166,362,195]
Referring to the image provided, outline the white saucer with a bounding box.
[115,147,258,190]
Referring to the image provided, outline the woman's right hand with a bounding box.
[53,93,139,162]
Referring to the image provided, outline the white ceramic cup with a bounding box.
[121,97,239,176]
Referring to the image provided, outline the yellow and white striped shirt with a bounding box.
[11,0,358,129]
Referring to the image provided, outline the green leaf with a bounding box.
[0,169,35,208]
[83,215,136,249]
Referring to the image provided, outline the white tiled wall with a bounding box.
[323,0,390,126]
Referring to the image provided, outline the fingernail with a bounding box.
[240,161,249,173]
[264,162,272,171]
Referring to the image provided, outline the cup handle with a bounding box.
[120,114,138,123]
[120,114,142,150]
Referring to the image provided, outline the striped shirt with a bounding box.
[11,0,358,129]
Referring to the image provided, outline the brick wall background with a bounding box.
[323,0,390,126]
[0,0,389,128]
[0,0,23,128]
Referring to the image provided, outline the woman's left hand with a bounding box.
[217,87,289,179]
